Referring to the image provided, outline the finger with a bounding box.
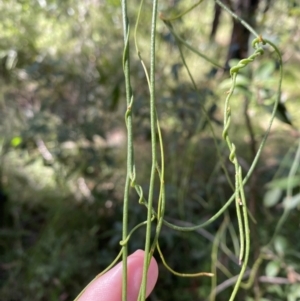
[78,250,158,301]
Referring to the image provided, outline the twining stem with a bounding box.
[121,1,282,300]
[223,38,282,300]
[228,167,250,301]
[138,0,159,299]
[149,116,165,255]
[154,38,281,234]
[121,0,134,299]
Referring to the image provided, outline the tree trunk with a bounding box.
[225,0,260,68]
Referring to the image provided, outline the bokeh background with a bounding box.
[1,0,300,300]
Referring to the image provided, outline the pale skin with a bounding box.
[78,250,159,301]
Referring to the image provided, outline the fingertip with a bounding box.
[127,250,159,299]
[146,254,159,297]
[77,250,158,301]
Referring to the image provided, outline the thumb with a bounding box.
[78,250,158,301]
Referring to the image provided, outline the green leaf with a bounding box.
[263,188,282,208]
[266,176,300,190]
[283,193,300,211]
[288,284,300,301]
[290,7,300,16]
[274,235,288,256]
[265,261,280,277]
[11,136,23,147]
[266,284,284,297]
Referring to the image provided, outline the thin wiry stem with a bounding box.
[228,167,250,301]
[121,3,282,301]
[157,39,282,234]
[138,0,159,299]
[121,0,134,299]
[164,20,234,217]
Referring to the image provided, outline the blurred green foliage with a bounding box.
[0,0,300,300]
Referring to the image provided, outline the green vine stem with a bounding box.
[163,18,234,217]
[130,37,282,301]
[123,1,282,300]
[134,0,150,88]
[148,117,166,255]
[121,0,135,298]
[138,0,159,299]
[75,1,283,301]
[228,167,250,300]
[220,36,282,300]
[153,38,282,234]
[221,39,265,264]
[228,218,240,259]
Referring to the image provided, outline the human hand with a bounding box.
[77,250,158,301]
